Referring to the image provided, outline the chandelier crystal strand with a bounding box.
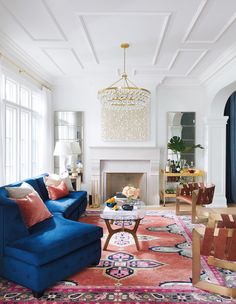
[98,43,151,110]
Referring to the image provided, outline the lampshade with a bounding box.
[54,141,81,156]
[98,43,151,110]
[53,141,72,156]
[70,141,81,155]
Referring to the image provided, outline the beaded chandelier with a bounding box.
[98,43,151,110]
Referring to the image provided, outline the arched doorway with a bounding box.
[207,81,236,207]
[224,91,236,204]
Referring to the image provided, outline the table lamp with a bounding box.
[53,141,72,174]
[69,141,81,176]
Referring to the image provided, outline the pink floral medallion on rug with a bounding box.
[0,210,235,303]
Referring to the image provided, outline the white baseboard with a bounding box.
[211,195,227,208]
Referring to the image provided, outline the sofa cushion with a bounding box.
[5,182,35,199]
[44,174,74,192]
[5,215,103,266]
[14,192,53,228]
[3,178,42,199]
[47,181,69,200]
[21,179,43,199]
[45,191,87,218]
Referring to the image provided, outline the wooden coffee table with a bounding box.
[100,202,145,251]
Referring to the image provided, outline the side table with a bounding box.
[69,175,82,191]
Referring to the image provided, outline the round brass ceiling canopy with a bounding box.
[120,43,129,49]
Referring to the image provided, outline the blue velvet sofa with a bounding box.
[0,174,103,297]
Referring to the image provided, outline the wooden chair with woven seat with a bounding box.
[176,182,215,223]
[192,214,236,298]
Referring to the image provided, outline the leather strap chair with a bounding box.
[192,214,236,298]
[176,183,215,223]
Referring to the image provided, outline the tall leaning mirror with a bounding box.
[54,111,84,179]
[167,112,195,164]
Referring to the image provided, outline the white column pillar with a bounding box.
[204,116,228,207]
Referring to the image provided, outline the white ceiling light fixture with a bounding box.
[98,43,151,110]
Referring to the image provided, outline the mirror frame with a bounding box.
[167,111,196,164]
[54,111,84,176]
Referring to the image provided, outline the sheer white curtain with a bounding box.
[0,59,5,185]
[39,87,54,173]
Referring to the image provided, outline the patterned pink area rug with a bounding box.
[0,210,235,303]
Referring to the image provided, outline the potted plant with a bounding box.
[167,136,203,161]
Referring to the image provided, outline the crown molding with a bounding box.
[0,31,53,84]
[200,43,236,84]
[0,0,67,42]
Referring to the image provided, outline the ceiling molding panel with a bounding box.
[77,11,172,67]
[182,0,208,43]
[42,48,84,75]
[185,50,208,75]
[77,15,99,64]
[152,13,171,65]
[76,11,171,16]
[169,49,208,76]
[183,0,236,43]
[0,0,67,42]
[0,1,236,84]
[41,0,68,41]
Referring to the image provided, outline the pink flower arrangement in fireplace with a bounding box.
[122,185,140,200]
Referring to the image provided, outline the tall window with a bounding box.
[2,73,43,183]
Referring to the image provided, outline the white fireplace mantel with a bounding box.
[89,146,160,205]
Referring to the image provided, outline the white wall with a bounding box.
[52,78,208,194]
[52,77,156,192]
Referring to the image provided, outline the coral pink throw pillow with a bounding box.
[15,192,52,228]
[47,181,69,200]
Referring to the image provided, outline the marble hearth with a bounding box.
[90,147,160,205]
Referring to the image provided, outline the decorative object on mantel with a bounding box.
[98,43,150,110]
[98,43,151,141]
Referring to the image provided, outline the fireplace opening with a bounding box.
[104,172,147,203]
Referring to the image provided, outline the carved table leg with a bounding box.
[103,218,142,251]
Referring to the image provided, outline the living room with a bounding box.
[0,0,236,303]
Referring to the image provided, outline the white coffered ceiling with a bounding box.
[0,0,236,86]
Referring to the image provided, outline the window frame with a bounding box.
[1,71,43,183]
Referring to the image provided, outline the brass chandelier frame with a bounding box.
[98,43,151,109]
